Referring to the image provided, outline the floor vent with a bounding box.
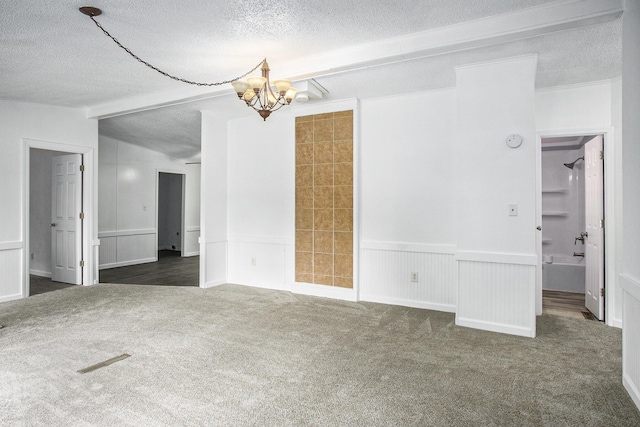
[77,353,131,374]
[581,311,597,321]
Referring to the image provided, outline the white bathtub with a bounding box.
[542,256,585,293]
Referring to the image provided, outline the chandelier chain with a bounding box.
[88,15,265,87]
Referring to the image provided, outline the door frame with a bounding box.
[535,127,616,325]
[156,169,186,256]
[23,139,96,297]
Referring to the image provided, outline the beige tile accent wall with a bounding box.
[295,110,353,288]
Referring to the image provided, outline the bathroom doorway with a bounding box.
[538,134,605,320]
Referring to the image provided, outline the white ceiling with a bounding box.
[0,0,623,159]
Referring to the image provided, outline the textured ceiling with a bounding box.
[0,0,622,159]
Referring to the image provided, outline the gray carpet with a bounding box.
[0,284,638,426]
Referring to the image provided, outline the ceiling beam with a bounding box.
[87,0,623,119]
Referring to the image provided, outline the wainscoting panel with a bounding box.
[99,236,117,267]
[204,241,227,288]
[98,230,156,269]
[359,243,456,312]
[457,259,536,337]
[622,274,640,411]
[0,243,23,302]
[228,237,290,291]
[184,226,200,257]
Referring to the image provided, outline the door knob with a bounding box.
[50,223,57,227]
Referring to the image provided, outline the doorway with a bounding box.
[23,139,96,298]
[157,172,184,256]
[538,134,605,320]
[29,149,82,295]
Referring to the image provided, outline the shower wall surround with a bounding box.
[541,147,586,262]
[295,111,353,288]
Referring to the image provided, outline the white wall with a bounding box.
[359,89,457,311]
[226,112,294,290]
[184,164,201,256]
[98,136,200,269]
[0,100,98,302]
[454,56,538,337]
[200,112,228,287]
[198,59,620,339]
[621,0,640,412]
[29,149,55,277]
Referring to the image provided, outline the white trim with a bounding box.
[360,241,456,254]
[292,282,358,302]
[361,293,456,313]
[454,54,538,71]
[291,99,358,119]
[621,274,640,302]
[227,235,292,245]
[98,229,156,238]
[456,317,535,338]
[0,294,23,304]
[99,257,156,270]
[455,251,537,265]
[202,279,226,289]
[23,138,97,299]
[536,78,617,93]
[182,250,200,257]
[29,269,51,278]
[230,280,290,292]
[354,101,361,301]
[186,226,200,232]
[535,128,618,326]
[623,376,640,412]
[0,241,22,251]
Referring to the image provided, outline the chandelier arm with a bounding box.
[87,15,265,87]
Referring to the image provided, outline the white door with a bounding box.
[51,154,83,285]
[584,135,604,319]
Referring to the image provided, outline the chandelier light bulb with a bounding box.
[230,59,297,120]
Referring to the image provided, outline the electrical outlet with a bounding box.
[251,257,256,267]
[411,272,419,282]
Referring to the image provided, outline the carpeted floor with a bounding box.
[0,284,638,426]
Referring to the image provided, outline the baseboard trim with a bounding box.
[230,281,290,292]
[456,251,537,266]
[293,282,358,302]
[29,269,52,278]
[360,241,456,254]
[182,251,200,257]
[0,293,23,303]
[456,316,535,338]
[360,293,455,313]
[623,375,640,412]
[99,257,157,270]
[202,279,226,289]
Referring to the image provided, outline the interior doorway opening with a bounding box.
[158,172,184,255]
[539,134,605,320]
[24,140,96,298]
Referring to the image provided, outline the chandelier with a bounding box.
[79,6,295,120]
[230,61,298,120]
